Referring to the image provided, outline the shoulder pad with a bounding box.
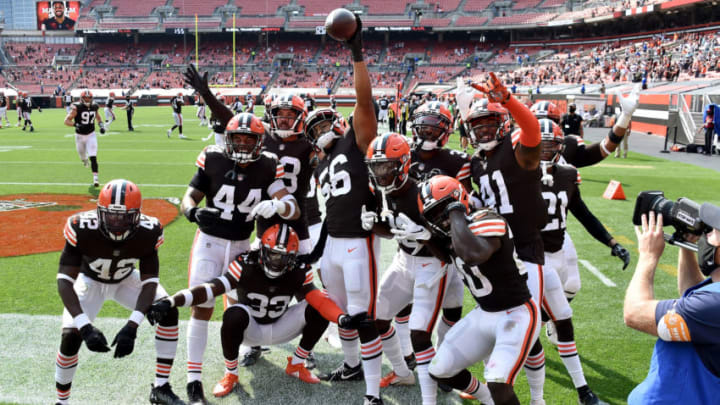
[260,150,279,163]
[63,215,79,247]
[139,214,164,249]
[468,209,507,237]
[196,145,224,169]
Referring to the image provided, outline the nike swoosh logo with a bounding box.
[348,247,357,253]
[421,263,430,267]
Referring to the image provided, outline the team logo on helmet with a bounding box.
[97,179,142,241]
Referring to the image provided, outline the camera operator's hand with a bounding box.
[611,243,631,270]
[635,211,665,261]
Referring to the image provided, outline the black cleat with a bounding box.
[186,381,207,405]
[30,127,34,132]
[305,351,317,370]
[150,383,186,405]
[363,395,384,405]
[404,353,417,371]
[239,346,264,367]
[319,362,364,382]
[438,382,453,393]
[578,386,608,405]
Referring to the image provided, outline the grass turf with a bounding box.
[0,106,718,404]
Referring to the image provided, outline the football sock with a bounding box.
[298,303,329,356]
[171,125,178,132]
[359,335,382,398]
[379,324,411,377]
[415,347,437,405]
[394,308,413,357]
[155,311,179,387]
[558,340,586,388]
[292,345,311,365]
[338,327,360,368]
[224,357,239,376]
[187,318,209,383]
[89,156,98,173]
[463,373,493,404]
[524,340,545,402]
[179,125,183,134]
[55,351,78,403]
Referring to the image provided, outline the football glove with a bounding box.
[147,298,173,326]
[338,312,373,330]
[111,323,137,358]
[469,72,511,104]
[611,243,631,270]
[391,213,431,242]
[99,124,105,134]
[80,324,111,353]
[183,64,211,97]
[345,14,364,62]
[360,204,377,231]
[250,199,284,219]
[617,84,640,128]
[191,207,222,228]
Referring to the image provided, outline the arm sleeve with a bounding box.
[305,288,344,323]
[139,250,160,278]
[58,242,82,266]
[563,136,604,168]
[504,97,540,147]
[568,188,613,246]
[189,168,210,194]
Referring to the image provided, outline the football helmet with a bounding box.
[109,92,115,98]
[417,175,470,237]
[97,179,142,242]
[366,133,411,192]
[411,101,453,151]
[224,113,265,164]
[530,101,562,123]
[81,89,93,106]
[260,224,300,279]
[269,94,307,139]
[304,108,347,152]
[465,102,511,151]
[538,118,564,164]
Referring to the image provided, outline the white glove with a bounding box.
[617,84,640,128]
[391,213,431,242]
[250,198,284,219]
[540,161,554,187]
[360,204,377,231]
[455,77,476,122]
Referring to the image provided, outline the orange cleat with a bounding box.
[380,370,415,387]
[212,373,238,398]
[285,357,320,384]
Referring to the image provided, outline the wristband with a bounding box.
[167,296,176,307]
[129,310,144,326]
[608,131,624,144]
[74,313,91,329]
[203,284,215,302]
[617,112,632,129]
[180,289,194,307]
[184,206,197,223]
[600,138,612,156]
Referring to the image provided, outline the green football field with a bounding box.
[0,106,718,405]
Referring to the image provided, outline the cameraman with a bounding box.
[624,210,720,404]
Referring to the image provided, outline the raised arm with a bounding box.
[184,64,234,127]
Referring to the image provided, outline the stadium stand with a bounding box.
[296,0,350,16]
[235,0,288,15]
[463,0,494,12]
[173,0,228,16]
[453,16,489,27]
[362,0,412,15]
[4,43,82,66]
[426,0,463,13]
[110,0,166,17]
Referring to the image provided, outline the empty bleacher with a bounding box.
[297,0,350,16]
[362,0,412,15]
[111,0,166,17]
[453,16,489,27]
[235,0,287,15]
[173,0,227,17]
[463,0,494,12]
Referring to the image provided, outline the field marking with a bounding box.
[594,163,654,169]
[5,148,203,152]
[0,145,31,152]
[0,181,188,188]
[0,160,189,166]
[579,259,617,287]
[658,263,678,277]
[615,235,636,245]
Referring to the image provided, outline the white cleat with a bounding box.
[530,400,547,405]
[82,159,89,167]
[166,129,171,138]
[178,134,187,139]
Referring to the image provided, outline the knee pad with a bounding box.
[158,306,179,327]
[442,307,462,323]
[375,319,391,335]
[222,306,249,332]
[564,277,581,299]
[60,328,82,356]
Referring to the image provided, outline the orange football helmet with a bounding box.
[81,89,93,106]
[260,224,300,279]
[465,102,512,151]
[224,113,265,164]
[417,175,470,237]
[366,133,411,192]
[411,101,453,151]
[538,118,565,164]
[530,101,562,123]
[304,108,347,151]
[97,179,142,241]
[269,94,307,139]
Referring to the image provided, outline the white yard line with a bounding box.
[0,161,189,166]
[0,181,188,188]
[579,259,617,287]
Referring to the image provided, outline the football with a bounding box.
[325,8,357,42]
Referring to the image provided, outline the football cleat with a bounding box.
[179,134,187,139]
[578,388,608,405]
[186,381,207,405]
[30,126,34,132]
[529,399,546,405]
[438,382,453,393]
[149,383,185,405]
[304,352,317,370]
[166,129,171,138]
[212,373,238,398]
[82,159,89,167]
[363,395,384,405]
[285,357,320,384]
[545,320,559,346]
[239,346,263,367]
[379,370,415,387]
[93,180,100,187]
[319,362,364,382]
[404,353,417,371]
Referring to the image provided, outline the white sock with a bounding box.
[558,341,587,388]
[416,360,437,405]
[360,337,383,398]
[187,318,209,383]
[292,346,310,365]
[380,325,411,376]
[55,351,78,403]
[338,328,360,368]
[155,324,178,387]
[394,316,413,357]
[464,376,494,404]
[524,349,546,401]
[224,357,238,376]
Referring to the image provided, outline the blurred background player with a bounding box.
[64,92,73,114]
[65,89,105,187]
[167,93,185,139]
[120,95,134,132]
[104,92,116,130]
[196,94,207,127]
[15,90,22,127]
[0,91,9,128]
[20,91,34,132]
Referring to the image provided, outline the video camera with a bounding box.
[633,191,720,250]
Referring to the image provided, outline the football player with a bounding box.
[244,92,255,114]
[305,15,385,405]
[0,90,9,128]
[64,92,73,114]
[64,89,106,187]
[149,224,372,398]
[54,180,183,405]
[104,92,116,130]
[231,97,243,114]
[195,94,207,127]
[20,91,34,132]
[465,73,547,403]
[15,90,22,127]
[167,93,185,139]
[176,106,300,404]
[365,133,462,404]
[536,119,622,405]
[419,175,539,405]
